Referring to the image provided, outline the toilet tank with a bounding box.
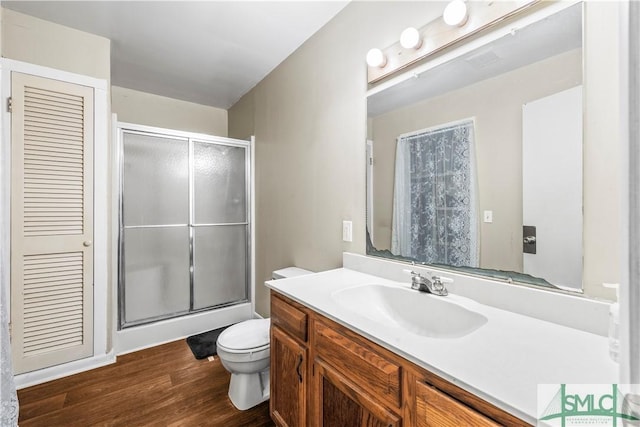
[272,267,313,280]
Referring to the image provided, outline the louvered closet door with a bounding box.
[10,72,94,374]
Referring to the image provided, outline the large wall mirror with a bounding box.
[366,2,618,293]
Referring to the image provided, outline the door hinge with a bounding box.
[7,97,12,113]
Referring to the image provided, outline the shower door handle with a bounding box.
[296,354,303,383]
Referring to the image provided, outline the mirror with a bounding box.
[366,4,586,291]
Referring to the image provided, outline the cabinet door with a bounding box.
[415,381,500,427]
[314,360,401,427]
[271,326,307,427]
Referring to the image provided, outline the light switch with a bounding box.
[483,210,493,223]
[342,220,353,242]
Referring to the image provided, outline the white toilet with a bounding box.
[217,267,312,410]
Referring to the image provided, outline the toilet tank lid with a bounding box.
[217,319,270,351]
[272,267,313,280]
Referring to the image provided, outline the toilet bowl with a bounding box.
[216,318,271,410]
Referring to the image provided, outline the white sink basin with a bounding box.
[332,284,487,338]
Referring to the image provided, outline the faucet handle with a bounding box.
[403,269,423,280]
[431,275,453,284]
[403,269,425,290]
[430,275,452,296]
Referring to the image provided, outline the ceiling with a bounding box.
[2,1,349,109]
[368,3,582,117]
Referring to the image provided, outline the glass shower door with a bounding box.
[192,142,248,310]
[119,128,250,328]
[121,132,191,325]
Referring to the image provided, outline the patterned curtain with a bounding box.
[391,119,478,267]
[1,277,19,426]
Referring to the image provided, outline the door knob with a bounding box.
[83,241,92,247]
[523,236,536,244]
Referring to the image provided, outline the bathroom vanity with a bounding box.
[269,291,518,426]
[266,262,617,426]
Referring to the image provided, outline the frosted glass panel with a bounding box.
[193,226,247,309]
[124,227,190,323]
[123,132,189,226]
[194,142,246,224]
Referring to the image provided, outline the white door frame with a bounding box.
[1,58,112,388]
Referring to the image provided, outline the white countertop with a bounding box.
[265,268,619,425]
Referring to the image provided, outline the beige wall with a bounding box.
[229,1,446,315]
[231,1,620,306]
[2,8,110,82]
[112,86,228,136]
[370,49,582,272]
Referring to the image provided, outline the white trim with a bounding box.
[111,113,120,353]
[0,58,110,371]
[250,136,257,317]
[115,303,251,355]
[93,84,109,358]
[1,58,107,92]
[0,66,8,323]
[15,352,116,390]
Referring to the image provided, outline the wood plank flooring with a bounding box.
[17,340,275,426]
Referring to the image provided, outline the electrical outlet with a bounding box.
[342,220,353,242]
[483,210,493,223]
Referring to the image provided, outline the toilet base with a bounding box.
[228,368,270,410]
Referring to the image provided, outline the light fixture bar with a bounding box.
[367,0,540,84]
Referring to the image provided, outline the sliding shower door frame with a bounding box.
[116,122,252,330]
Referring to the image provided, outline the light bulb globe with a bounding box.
[443,0,468,27]
[400,27,422,49]
[366,48,386,68]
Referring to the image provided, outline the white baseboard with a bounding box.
[15,352,116,389]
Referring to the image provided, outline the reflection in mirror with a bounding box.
[366,4,583,291]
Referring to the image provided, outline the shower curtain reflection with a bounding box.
[391,119,479,267]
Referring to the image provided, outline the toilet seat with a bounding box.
[217,318,270,354]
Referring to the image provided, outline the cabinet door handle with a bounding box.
[296,354,303,383]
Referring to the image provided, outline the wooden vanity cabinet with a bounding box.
[270,291,530,427]
[314,360,401,427]
[270,294,309,427]
[415,381,499,427]
[312,318,403,427]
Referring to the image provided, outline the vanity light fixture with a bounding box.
[400,27,422,50]
[367,0,537,84]
[443,0,469,27]
[366,48,387,68]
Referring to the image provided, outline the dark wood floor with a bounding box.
[17,340,275,426]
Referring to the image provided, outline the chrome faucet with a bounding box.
[407,270,449,296]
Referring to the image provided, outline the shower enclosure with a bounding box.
[117,124,250,329]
